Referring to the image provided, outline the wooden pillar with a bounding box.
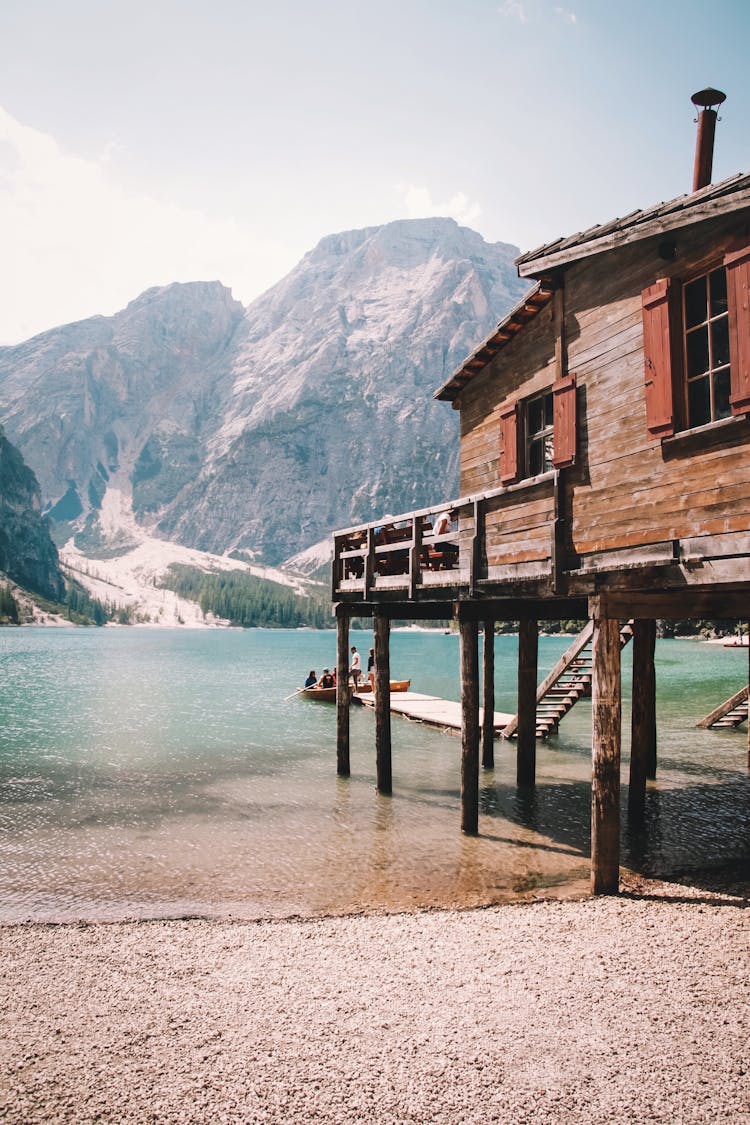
[629,619,656,818]
[374,614,392,795]
[516,619,538,787]
[459,612,480,835]
[591,612,622,895]
[336,610,350,777]
[747,620,750,771]
[482,619,495,769]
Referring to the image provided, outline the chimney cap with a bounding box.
[691,87,726,111]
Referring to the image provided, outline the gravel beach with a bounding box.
[1,876,749,1124]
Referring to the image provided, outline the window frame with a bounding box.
[641,234,750,441]
[681,263,732,429]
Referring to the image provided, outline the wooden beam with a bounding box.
[629,619,657,820]
[516,619,538,787]
[591,612,622,895]
[459,613,480,835]
[336,610,350,777]
[482,619,495,769]
[374,615,392,796]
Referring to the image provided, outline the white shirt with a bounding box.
[350,650,361,671]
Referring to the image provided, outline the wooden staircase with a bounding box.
[504,620,634,740]
[696,685,749,730]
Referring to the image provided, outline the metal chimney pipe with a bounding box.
[691,88,726,192]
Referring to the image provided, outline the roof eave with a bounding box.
[434,282,554,403]
[517,179,750,279]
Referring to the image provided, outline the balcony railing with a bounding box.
[332,471,560,602]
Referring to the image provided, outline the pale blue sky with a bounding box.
[1,0,748,342]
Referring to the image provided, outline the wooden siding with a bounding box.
[456,208,750,570]
[484,484,555,570]
[458,301,556,496]
[565,212,750,559]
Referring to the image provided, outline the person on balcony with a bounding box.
[429,509,459,570]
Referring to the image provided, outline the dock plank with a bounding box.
[354,691,512,735]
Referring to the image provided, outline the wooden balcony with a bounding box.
[332,471,561,607]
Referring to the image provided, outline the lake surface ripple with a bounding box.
[0,628,747,922]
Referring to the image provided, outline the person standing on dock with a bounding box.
[367,648,376,691]
[349,646,362,689]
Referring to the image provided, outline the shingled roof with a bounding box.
[516,170,750,278]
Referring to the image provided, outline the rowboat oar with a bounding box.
[283,688,304,701]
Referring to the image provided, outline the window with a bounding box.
[499,376,577,484]
[526,390,554,475]
[683,267,731,427]
[641,236,750,438]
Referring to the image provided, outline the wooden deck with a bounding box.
[353,690,512,736]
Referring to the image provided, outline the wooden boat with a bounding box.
[300,685,339,702]
[354,679,411,694]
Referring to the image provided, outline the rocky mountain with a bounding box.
[0,425,64,600]
[0,218,527,565]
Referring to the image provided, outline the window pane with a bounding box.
[684,276,707,328]
[529,437,543,476]
[688,375,711,427]
[543,391,554,428]
[709,268,728,317]
[543,433,554,472]
[713,368,731,420]
[527,398,543,435]
[686,325,709,379]
[711,314,730,368]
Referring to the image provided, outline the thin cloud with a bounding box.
[554,6,577,23]
[498,1,528,22]
[0,106,289,343]
[397,184,483,228]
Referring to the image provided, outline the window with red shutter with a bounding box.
[725,238,750,415]
[499,403,519,484]
[552,373,577,468]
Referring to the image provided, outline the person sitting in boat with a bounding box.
[319,669,335,689]
[304,670,318,688]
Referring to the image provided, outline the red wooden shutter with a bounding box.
[552,373,577,468]
[641,278,676,438]
[499,402,519,484]
[725,237,750,415]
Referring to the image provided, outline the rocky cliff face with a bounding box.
[0,425,64,599]
[0,219,527,564]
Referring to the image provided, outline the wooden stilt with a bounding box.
[336,610,350,777]
[629,619,656,818]
[591,612,622,895]
[482,619,495,769]
[374,614,392,795]
[459,612,480,835]
[516,619,538,787]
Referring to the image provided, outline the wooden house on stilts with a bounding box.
[331,90,750,894]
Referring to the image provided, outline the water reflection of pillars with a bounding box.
[336,607,350,777]
[629,619,657,822]
[591,604,622,895]
[517,619,538,787]
[458,608,480,835]
[374,614,392,795]
[482,619,495,769]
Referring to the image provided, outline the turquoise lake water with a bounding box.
[0,626,748,922]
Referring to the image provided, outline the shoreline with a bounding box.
[2,872,748,1124]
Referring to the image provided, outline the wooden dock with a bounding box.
[353,690,512,736]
